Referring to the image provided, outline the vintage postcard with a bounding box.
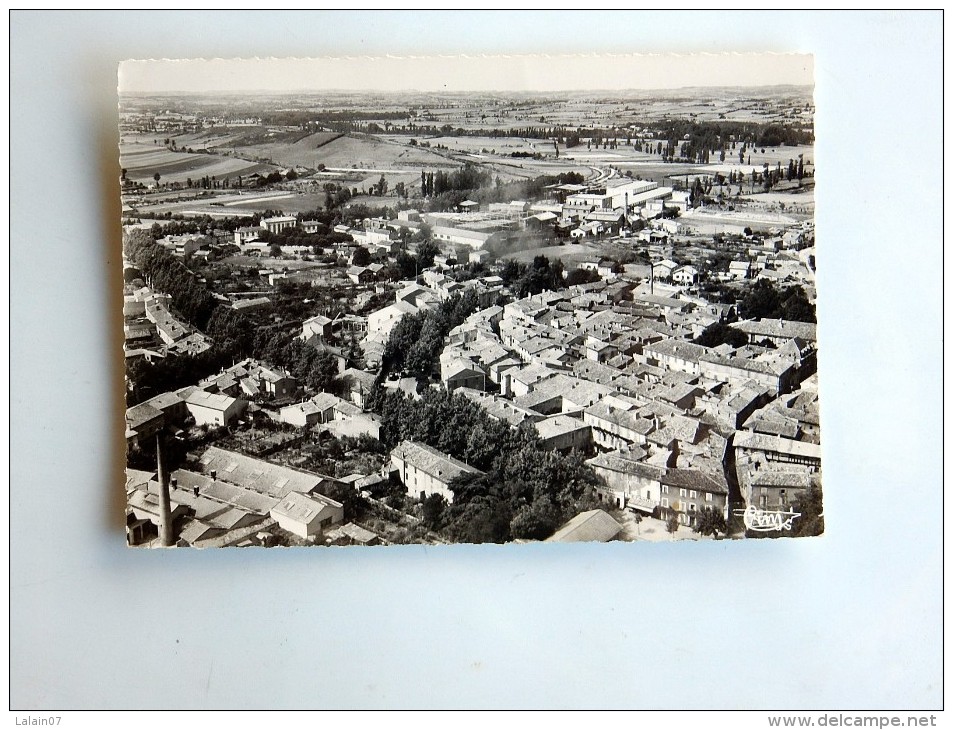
[119,54,820,547]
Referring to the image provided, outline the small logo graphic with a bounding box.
[736,505,801,532]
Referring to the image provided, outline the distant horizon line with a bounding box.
[120,83,814,96]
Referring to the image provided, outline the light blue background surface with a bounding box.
[10,10,943,709]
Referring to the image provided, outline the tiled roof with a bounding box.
[198,446,331,498]
[391,440,483,483]
[587,451,663,481]
[271,491,343,525]
[751,471,812,489]
[546,509,622,543]
[731,318,817,341]
[661,468,728,494]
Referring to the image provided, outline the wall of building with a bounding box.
[392,456,455,503]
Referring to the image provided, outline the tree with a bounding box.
[308,349,343,393]
[269,243,282,258]
[509,496,560,540]
[351,246,371,267]
[694,507,727,538]
[421,493,448,531]
[153,172,161,187]
[666,514,680,539]
[790,483,824,537]
[694,322,748,349]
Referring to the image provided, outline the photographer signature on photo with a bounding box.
[736,505,801,532]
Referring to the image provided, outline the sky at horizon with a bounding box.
[119,53,814,94]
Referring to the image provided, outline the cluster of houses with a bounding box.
[125,443,383,548]
[124,348,389,546]
[423,276,820,528]
[123,285,212,366]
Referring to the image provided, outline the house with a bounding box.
[367,300,418,342]
[334,314,368,338]
[301,314,333,341]
[197,446,338,499]
[325,522,381,546]
[341,367,377,408]
[260,215,297,234]
[347,266,373,285]
[279,392,342,427]
[231,296,272,314]
[534,414,592,453]
[730,318,817,347]
[526,211,558,231]
[587,450,664,511]
[442,358,487,392]
[743,470,813,513]
[585,337,619,363]
[672,265,699,285]
[468,249,492,265]
[390,440,484,503]
[583,399,656,450]
[184,389,246,427]
[234,226,261,247]
[430,226,500,250]
[570,221,602,239]
[733,430,822,469]
[652,259,678,280]
[545,509,622,543]
[586,210,625,236]
[659,468,729,527]
[643,339,711,375]
[269,491,344,540]
[125,402,164,448]
[201,359,297,401]
[301,220,324,234]
[728,260,752,280]
[698,350,796,394]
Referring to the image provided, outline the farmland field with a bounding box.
[131,190,332,218]
[221,131,457,172]
[120,135,278,184]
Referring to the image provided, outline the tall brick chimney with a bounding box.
[155,434,174,547]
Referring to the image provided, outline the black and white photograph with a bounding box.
[119,54,822,548]
[11,9,941,714]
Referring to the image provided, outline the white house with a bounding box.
[184,390,246,427]
[260,216,297,234]
[390,440,483,503]
[269,491,344,540]
[672,265,699,285]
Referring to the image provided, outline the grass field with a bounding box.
[502,241,605,267]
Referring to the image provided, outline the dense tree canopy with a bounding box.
[738,280,816,323]
[694,322,749,349]
[382,290,481,380]
[366,386,603,543]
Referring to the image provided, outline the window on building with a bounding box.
[662,485,669,495]
[661,498,669,508]
[689,503,696,512]
[706,493,712,502]
[690,490,697,499]
[680,488,687,498]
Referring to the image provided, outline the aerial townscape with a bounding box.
[120,84,821,547]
